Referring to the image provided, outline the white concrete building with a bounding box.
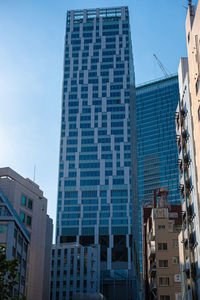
[0,167,53,300]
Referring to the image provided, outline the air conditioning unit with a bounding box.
[174,274,181,282]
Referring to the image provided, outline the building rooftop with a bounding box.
[67,7,129,23]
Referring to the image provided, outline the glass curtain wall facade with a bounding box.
[136,75,180,272]
[56,7,137,298]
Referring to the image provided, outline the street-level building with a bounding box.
[50,243,100,300]
[143,188,182,300]
[0,167,53,300]
[0,188,30,298]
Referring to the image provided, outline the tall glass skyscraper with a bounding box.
[136,75,180,273]
[56,7,137,299]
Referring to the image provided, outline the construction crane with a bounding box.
[153,54,169,78]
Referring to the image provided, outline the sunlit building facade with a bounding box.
[136,76,180,273]
[56,6,137,299]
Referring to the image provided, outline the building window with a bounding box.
[198,106,200,121]
[196,76,200,95]
[26,216,32,227]
[21,195,27,206]
[172,256,179,264]
[172,239,178,248]
[188,32,190,43]
[159,260,168,268]
[20,212,25,223]
[160,296,170,300]
[158,225,165,230]
[28,199,33,210]
[158,243,167,250]
[0,224,8,234]
[159,277,170,286]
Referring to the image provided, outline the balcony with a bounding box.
[175,112,180,130]
[179,184,184,197]
[185,179,193,196]
[149,230,155,241]
[149,263,156,277]
[177,135,181,149]
[189,232,195,249]
[182,129,189,143]
[178,159,183,173]
[149,243,155,260]
[191,263,196,280]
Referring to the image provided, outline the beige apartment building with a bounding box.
[143,189,182,300]
[175,1,200,298]
[0,167,53,300]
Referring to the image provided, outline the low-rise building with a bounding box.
[143,188,182,300]
[50,243,100,300]
[0,188,30,298]
[0,167,53,300]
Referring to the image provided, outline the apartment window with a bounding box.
[198,106,200,121]
[159,260,168,268]
[20,212,25,223]
[21,195,27,206]
[196,76,200,95]
[28,199,33,210]
[158,225,165,230]
[172,256,179,264]
[160,296,170,300]
[188,32,190,43]
[172,239,178,248]
[159,277,170,286]
[26,216,32,227]
[158,243,167,250]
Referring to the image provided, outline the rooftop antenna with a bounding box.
[153,54,169,78]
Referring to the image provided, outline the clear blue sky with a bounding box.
[0,0,189,234]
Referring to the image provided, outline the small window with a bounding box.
[159,260,168,268]
[172,239,178,248]
[159,277,170,286]
[172,256,179,264]
[26,216,32,227]
[196,76,200,95]
[158,225,165,230]
[20,212,25,223]
[160,296,170,300]
[21,195,27,206]
[28,199,33,210]
[158,243,167,250]
[0,224,8,234]
[188,32,190,43]
[198,106,200,121]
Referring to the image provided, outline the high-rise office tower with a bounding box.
[56,7,137,299]
[136,76,180,276]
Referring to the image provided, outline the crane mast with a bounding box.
[153,54,169,78]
